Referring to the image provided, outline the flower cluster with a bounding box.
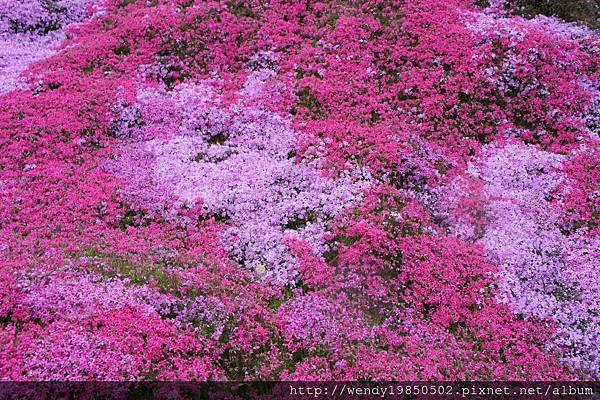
[0,0,102,94]
[438,143,599,374]
[107,77,371,284]
[0,0,597,382]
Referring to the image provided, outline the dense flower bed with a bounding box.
[0,0,598,380]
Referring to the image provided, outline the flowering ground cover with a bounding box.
[0,0,598,381]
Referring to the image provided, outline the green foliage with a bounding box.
[297,87,323,116]
[507,0,599,29]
